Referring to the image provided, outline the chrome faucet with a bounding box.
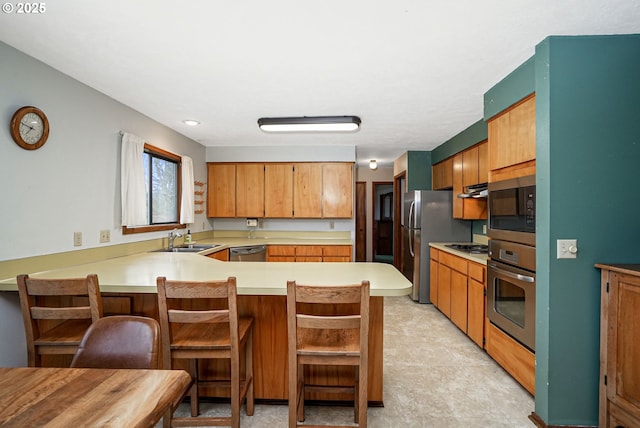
[168,229,182,251]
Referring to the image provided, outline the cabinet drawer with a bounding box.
[267,245,296,256]
[468,262,485,283]
[430,248,439,261]
[440,252,468,274]
[322,245,352,257]
[296,246,323,256]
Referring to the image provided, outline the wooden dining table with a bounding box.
[0,367,191,427]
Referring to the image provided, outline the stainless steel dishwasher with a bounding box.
[229,245,267,262]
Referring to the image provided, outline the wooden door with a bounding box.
[437,264,451,317]
[462,145,479,187]
[236,163,264,218]
[293,163,322,218]
[452,153,464,218]
[429,249,439,305]
[207,163,236,217]
[355,181,366,261]
[265,164,293,218]
[322,163,353,218]
[478,141,488,183]
[450,269,468,332]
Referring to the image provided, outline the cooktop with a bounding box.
[444,243,489,254]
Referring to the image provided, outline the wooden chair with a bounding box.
[286,280,370,428]
[17,274,103,367]
[157,276,254,428]
[70,315,161,369]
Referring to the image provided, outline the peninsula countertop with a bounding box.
[0,252,412,296]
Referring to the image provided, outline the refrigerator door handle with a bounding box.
[408,201,415,257]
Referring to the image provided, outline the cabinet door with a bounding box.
[236,163,265,218]
[437,264,451,317]
[450,269,468,332]
[267,245,295,262]
[207,163,236,217]
[432,158,453,190]
[462,146,479,187]
[322,245,352,262]
[265,164,293,218]
[467,262,486,348]
[478,141,488,184]
[322,163,353,218]
[430,258,439,305]
[296,245,323,262]
[607,272,640,422]
[452,153,464,219]
[293,164,323,218]
[208,249,229,261]
[488,94,536,173]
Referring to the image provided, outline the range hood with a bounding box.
[457,183,488,199]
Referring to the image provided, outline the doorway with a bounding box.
[372,182,393,263]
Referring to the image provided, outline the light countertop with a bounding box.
[0,252,411,297]
[429,242,489,265]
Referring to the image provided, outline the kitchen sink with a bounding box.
[155,244,220,253]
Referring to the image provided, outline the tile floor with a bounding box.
[164,295,534,427]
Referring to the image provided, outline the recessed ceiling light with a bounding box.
[183,120,200,126]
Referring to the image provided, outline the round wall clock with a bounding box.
[10,106,50,150]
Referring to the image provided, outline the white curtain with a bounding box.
[180,155,195,224]
[120,132,147,226]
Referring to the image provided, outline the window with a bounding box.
[123,144,183,234]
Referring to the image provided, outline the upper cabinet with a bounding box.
[207,162,353,219]
[432,157,453,190]
[236,163,265,218]
[264,164,294,218]
[487,94,536,182]
[207,163,236,217]
[453,141,488,220]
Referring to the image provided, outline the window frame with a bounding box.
[122,143,185,235]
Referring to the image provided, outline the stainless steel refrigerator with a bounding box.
[402,191,471,303]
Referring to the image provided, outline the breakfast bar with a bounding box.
[0,252,412,404]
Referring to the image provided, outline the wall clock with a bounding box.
[10,106,50,150]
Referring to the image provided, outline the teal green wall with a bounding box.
[431,119,488,164]
[484,56,535,119]
[486,34,640,425]
[535,34,640,426]
[406,151,432,191]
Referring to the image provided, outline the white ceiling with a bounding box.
[1,1,639,167]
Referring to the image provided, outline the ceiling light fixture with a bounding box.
[258,116,361,133]
[183,119,200,126]
[369,160,378,170]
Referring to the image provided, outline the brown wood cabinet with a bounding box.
[207,248,229,261]
[432,157,453,190]
[236,163,265,218]
[487,94,536,182]
[485,322,535,395]
[264,164,294,217]
[453,142,488,220]
[207,162,353,219]
[207,163,236,217]
[596,264,640,427]
[267,245,352,262]
[431,248,487,348]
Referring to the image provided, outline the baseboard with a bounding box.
[529,412,597,428]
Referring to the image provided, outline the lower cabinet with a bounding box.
[596,264,640,427]
[207,249,229,261]
[431,248,486,348]
[267,245,352,262]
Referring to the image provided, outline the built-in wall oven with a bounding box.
[487,240,536,351]
[487,175,536,352]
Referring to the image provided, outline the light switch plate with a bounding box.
[557,239,577,259]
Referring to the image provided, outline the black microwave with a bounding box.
[488,175,535,246]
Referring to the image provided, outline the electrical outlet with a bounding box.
[483,224,487,234]
[74,232,82,247]
[100,229,110,243]
[329,221,335,230]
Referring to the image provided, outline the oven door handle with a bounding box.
[488,262,535,283]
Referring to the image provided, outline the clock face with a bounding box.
[10,106,50,150]
[20,112,45,144]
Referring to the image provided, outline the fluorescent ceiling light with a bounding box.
[258,116,361,132]
[183,119,200,126]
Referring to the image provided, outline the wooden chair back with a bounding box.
[70,315,161,369]
[286,280,370,427]
[17,274,103,367]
